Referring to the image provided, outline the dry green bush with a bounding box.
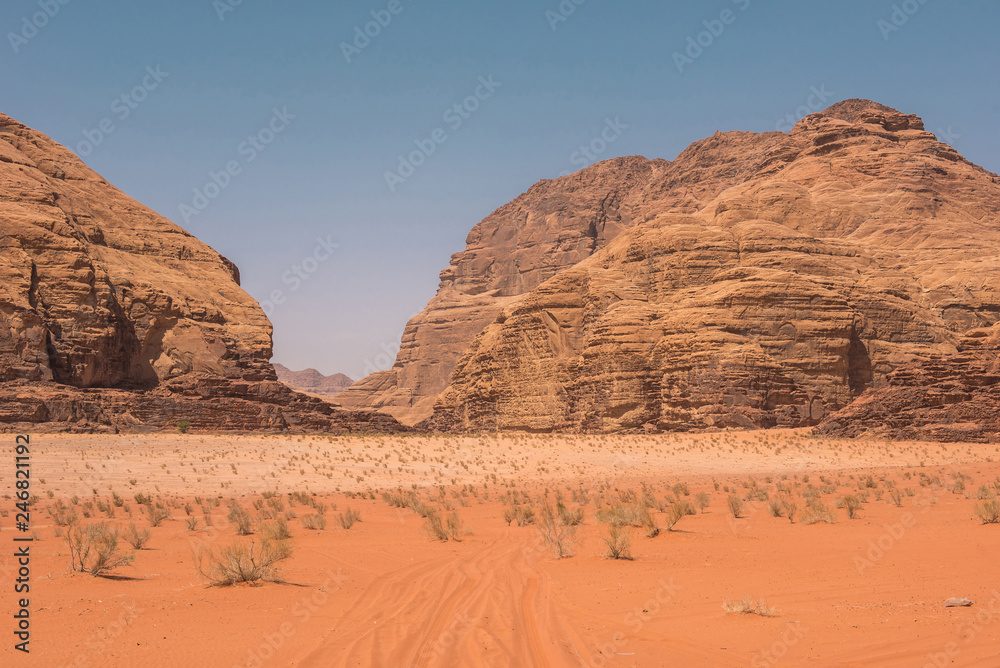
[557,503,584,526]
[50,501,78,527]
[426,510,463,542]
[185,516,199,531]
[511,506,535,526]
[195,538,292,586]
[723,596,775,617]
[800,500,836,525]
[767,497,785,518]
[144,502,171,527]
[537,505,576,558]
[727,495,745,519]
[123,522,151,549]
[974,499,1000,524]
[300,514,327,530]
[837,495,864,519]
[665,501,696,531]
[227,501,254,536]
[262,517,291,541]
[603,525,633,560]
[337,507,361,530]
[67,523,135,576]
[695,493,710,513]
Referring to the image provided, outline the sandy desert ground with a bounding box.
[2,429,999,667]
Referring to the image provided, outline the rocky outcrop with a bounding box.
[273,363,353,398]
[0,112,273,387]
[0,374,403,434]
[817,325,1000,442]
[339,133,802,424]
[356,99,999,433]
[0,111,404,433]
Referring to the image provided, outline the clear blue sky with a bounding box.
[2,0,998,379]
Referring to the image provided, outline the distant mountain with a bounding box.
[273,364,354,398]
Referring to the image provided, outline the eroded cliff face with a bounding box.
[338,131,798,423]
[0,112,403,433]
[346,100,1000,433]
[0,112,273,388]
[817,324,1000,443]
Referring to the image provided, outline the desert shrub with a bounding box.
[767,497,785,518]
[596,503,649,528]
[67,523,135,576]
[727,495,745,519]
[185,516,199,531]
[227,501,254,536]
[603,525,633,560]
[145,502,171,527]
[782,499,798,523]
[512,506,536,526]
[837,495,864,519]
[889,489,904,507]
[975,486,994,501]
[445,511,463,540]
[665,501,696,531]
[337,507,361,530]
[262,517,291,541]
[51,501,78,527]
[195,538,291,586]
[300,514,327,530]
[425,510,463,542]
[723,596,775,617]
[695,493,710,513]
[177,420,192,434]
[123,522,151,549]
[974,499,1000,524]
[800,501,836,525]
[537,505,575,558]
[557,503,584,526]
[503,506,517,526]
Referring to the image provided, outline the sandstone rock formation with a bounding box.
[273,363,353,398]
[0,111,402,433]
[817,324,1000,442]
[343,100,1000,435]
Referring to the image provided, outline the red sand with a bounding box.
[2,430,999,667]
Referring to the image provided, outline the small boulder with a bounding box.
[945,598,973,607]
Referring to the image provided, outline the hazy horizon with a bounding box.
[2,0,998,379]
